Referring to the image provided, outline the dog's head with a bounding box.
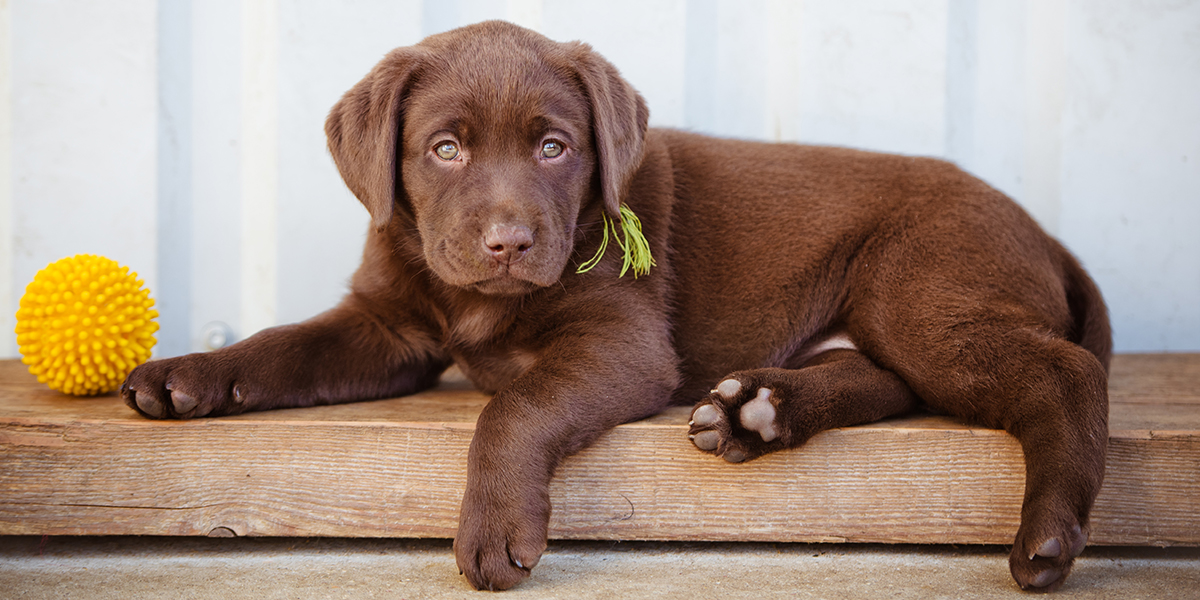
[325,21,649,296]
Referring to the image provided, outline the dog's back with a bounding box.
[655,128,1109,395]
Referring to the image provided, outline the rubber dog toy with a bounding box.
[14,254,158,395]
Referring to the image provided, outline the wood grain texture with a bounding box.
[1,355,1197,545]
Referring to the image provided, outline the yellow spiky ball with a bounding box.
[14,254,159,396]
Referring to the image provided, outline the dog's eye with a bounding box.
[435,142,459,161]
[541,140,564,159]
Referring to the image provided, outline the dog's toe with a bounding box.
[689,403,724,451]
[1069,524,1088,558]
[1033,538,1061,559]
[690,430,721,451]
[1029,568,1062,590]
[715,378,742,399]
[690,404,721,427]
[167,385,199,415]
[135,390,167,418]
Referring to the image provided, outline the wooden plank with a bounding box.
[0,355,1197,545]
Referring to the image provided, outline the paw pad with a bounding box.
[716,378,742,399]
[1029,568,1061,589]
[690,404,720,427]
[691,430,720,451]
[1033,538,1061,559]
[689,377,785,462]
[739,388,778,442]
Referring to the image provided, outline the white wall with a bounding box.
[5,0,160,353]
[2,0,1198,357]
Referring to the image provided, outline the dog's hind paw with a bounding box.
[1010,518,1089,592]
[688,371,795,463]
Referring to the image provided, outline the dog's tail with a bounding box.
[1062,250,1113,372]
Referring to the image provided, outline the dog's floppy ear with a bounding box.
[569,43,650,218]
[325,47,427,231]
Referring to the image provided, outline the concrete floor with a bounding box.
[2,536,1198,599]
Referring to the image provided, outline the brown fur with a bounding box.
[122,21,1110,593]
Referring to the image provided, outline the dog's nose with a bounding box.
[483,225,534,264]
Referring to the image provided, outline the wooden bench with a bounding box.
[1,355,1197,545]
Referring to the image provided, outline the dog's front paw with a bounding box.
[1010,513,1089,592]
[688,370,797,463]
[454,486,549,591]
[121,354,249,419]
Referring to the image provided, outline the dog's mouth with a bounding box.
[466,275,541,296]
[431,248,554,296]
[425,233,569,296]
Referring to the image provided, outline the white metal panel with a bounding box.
[945,0,1067,235]
[1058,0,1200,351]
[422,0,506,36]
[241,0,280,340]
[0,0,13,358]
[946,0,1027,211]
[765,0,805,143]
[543,0,689,128]
[2,0,1198,359]
[9,0,159,349]
[155,0,194,358]
[709,1,770,140]
[794,0,949,156]
[1021,0,1067,235]
[189,0,244,352]
[275,0,424,328]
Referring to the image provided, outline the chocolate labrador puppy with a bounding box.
[123,21,1110,593]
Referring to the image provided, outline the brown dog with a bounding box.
[122,21,1110,593]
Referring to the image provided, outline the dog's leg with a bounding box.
[895,330,1105,593]
[848,302,1107,593]
[687,347,919,463]
[689,329,1104,592]
[121,293,448,419]
[999,339,1105,592]
[453,329,679,591]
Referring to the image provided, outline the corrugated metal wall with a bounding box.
[2,0,1198,357]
